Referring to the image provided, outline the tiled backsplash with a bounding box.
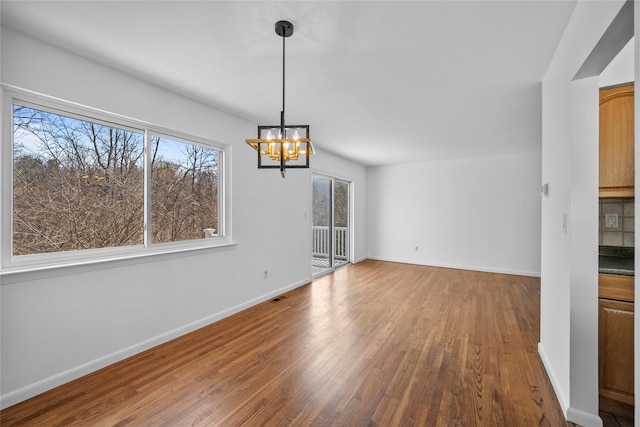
[600,198,634,247]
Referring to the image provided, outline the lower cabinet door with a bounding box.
[599,298,634,406]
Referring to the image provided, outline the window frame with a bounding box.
[2,87,232,275]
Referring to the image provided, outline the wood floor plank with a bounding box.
[1,260,575,426]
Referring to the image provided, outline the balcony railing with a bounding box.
[312,226,349,261]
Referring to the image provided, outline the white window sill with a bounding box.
[0,240,237,285]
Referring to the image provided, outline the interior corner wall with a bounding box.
[540,1,628,425]
[0,26,365,408]
[365,151,542,277]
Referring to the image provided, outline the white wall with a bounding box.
[569,75,600,423]
[366,151,542,277]
[0,27,367,408]
[540,1,629,426]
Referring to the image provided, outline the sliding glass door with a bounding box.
[312,175,350,276]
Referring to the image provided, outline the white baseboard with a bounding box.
[538,342,602,427]
[566,407,603,427]
[538,342,569,416]
[538,343,602,427]
[0,277,311,410]
[366,255,541,278]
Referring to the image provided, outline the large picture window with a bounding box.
[12,104,145,255]
[4,94,227,271]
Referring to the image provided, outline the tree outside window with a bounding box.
[11,103,222,258]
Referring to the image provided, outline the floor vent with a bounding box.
[271,296,287,303]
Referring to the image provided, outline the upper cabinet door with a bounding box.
[600,83,635,197]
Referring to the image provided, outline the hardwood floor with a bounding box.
[1,260,574,426]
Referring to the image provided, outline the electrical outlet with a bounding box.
[415,246,419,252]
[264,270,268,279]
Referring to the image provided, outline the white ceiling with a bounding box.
[1,1,577,166]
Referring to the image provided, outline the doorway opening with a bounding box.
[312,175,351,276]
[571,0,634,421]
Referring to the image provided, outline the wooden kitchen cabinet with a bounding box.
[599,83,634,198]
[599,273,634,417]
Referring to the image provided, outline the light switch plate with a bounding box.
[605,213,619,229]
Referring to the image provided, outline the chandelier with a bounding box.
[246,20,313,178]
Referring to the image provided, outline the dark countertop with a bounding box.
[599,246,634,276]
